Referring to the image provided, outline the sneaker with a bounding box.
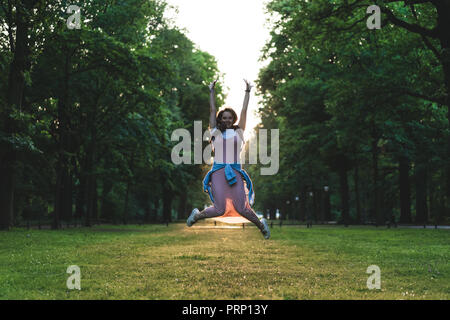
[187,208,200,227]
[260,218,271,239]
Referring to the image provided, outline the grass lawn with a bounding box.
[0,222,448,299]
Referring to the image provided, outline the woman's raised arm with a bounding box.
[238,79,253,131]
[209,80,218,129]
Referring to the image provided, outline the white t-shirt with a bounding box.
[210,127,244,164]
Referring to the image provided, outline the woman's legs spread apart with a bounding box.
[195,169,226,221]
[231,170,265,231]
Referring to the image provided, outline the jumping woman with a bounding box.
[186,79,271,239]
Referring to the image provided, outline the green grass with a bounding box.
[0,223,448,299]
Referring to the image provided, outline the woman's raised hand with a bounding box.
[244,79,253,92]
[209,80,218,91]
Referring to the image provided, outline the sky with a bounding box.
[164,0,273,138]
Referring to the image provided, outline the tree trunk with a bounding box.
[84,120,98,227]
[268,202,276,220]
[0,2,33,230]
[399,155,412,223]
[92,178,98,225]
[84,155,95,227]
[60,167,73,228]
[75,160,86,222]
[53,126,68,230]
[144,199,151,223]
[123,179,131,225]
[415,162,428,224]
[0,155,15,230]
[123,152,135,224]
[150,197,159,222]
[100,177,113,222]
[63,165,73,224]
[354,165,361,224]
[162,185,173,223]
[434,1,450,222]
[371,136,381,225]
[299,186,306,221]
[84,147,93,227]
[339,166,350,226]
[311,188,318,223]
[317,188,323,223]
[53,47,73,230]
[280,200,287,220]
[428,171,436,225]
[63,134,77,225]
[324,189,331,221]
[177,192,187,220]
[59,163,73,226]
[85,171,97,227]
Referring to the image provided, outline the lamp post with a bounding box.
[295,196,299,222]
[286,200,290,221]
[307,191,313,228]
[324,186,331,222]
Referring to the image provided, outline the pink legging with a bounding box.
[197,168,264,231]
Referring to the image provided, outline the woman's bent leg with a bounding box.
[195,170,227,221]
[231,173,265,231]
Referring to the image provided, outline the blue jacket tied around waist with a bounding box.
[203,163,255,206]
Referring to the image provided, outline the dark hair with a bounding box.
[216,108,239,133]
